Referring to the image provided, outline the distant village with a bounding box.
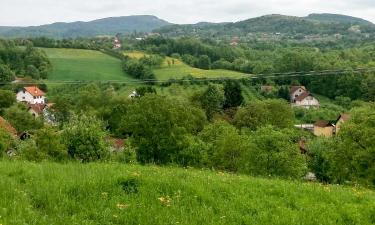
[0,85,350,143]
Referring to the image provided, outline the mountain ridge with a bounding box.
[0,13,373,38]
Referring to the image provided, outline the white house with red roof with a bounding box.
[16,86,46,104]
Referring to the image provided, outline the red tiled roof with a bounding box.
[24,86,45,97]
[0,116,17,136]
[28,104,46,114]
[314,120,334,128]
[290,86,306,95]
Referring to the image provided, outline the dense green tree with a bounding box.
[62,115,108,162]
[234,99,294,131]
[0,89,16,110]
[332,105,375,186]
[199,121,251,172]
[241,126,307,178]
[223,80,244,109]
[34,127,67,161]
[122,94,206,164]
[195,84,225,120]
[0,64,14,82]
[26,65,40,79]
[196,55,211,70]
[135,86,157,97]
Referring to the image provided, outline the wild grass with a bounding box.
[42,48,134,81]
[0,161,374,225]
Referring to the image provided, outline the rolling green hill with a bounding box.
[0,161,374,225]
[43,48,133,81]
[0,15,171,38]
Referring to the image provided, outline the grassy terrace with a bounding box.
[42,48,134,81]
[0,161,374,225]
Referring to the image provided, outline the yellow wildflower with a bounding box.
[116,203,130,210]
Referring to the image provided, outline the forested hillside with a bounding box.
[156,14,375,38]
[0,15,171,38]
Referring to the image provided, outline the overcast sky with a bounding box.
[1,0,374,26]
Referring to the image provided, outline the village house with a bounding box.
[128,90,139,98]
[113,37,122,49]
[16,86,46,104]
[335,114,351,134]
[313,120,335,137]
[290,86,320,108]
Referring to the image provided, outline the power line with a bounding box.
[2,67,375,85]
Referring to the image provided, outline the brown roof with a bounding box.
[338,114,351,122]
[290,86,306,95]
[314,120,334,128]
[0,116,17,136]
[295,91,312,102]
[24,86,45,97]
[28,104,46,114]
[261,85,274,91]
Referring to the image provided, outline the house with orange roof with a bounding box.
[16,86,46,104]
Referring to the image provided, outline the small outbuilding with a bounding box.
[313,120,334,137]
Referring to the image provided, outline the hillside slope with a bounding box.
[0,161,374,225]
[305,13,373,25]
[0,15,171,38]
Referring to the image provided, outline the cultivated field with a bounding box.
[42,48,133,81]
[0,161,374,225]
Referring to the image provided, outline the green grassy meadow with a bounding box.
[124,51,248,80]
[0,161,374,225]
[42,48,134,81]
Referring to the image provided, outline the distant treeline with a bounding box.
[0,39,51,81]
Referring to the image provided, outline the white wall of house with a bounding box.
[294,96,320,108]
[16,91,45,104]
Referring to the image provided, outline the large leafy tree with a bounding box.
[0,64,14,82]
[123,94,206,164]
[332,105,375,187]
[195,84,225,120]
[234,99,294,131]
[62,115,108,162]
[0,89,16,110]
[241,126,307,178]
[199,121,251,172]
